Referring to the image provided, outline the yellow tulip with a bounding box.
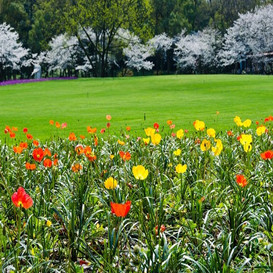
[176,129,184,139]
[212,139,223,156]
[207,128,216,138]
[132,165,149,180]
[151,133,162,145]
[173,148,182,156]
[118,140,125,145]
[176,164,187,174]
[234,116,243,127]
[193,120,205,131]
[143,137,150,145]
[104,177,118,189]
[144,127,155,137]
[256,125,266,136]
[200,139,211,152]
[243,119,251,128]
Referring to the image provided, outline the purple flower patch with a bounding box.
[0,77,77,86]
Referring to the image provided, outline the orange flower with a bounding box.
[227,130,233,136]
[25,162,36,170]
[33,140,39,146]
[12,127,18,132]
[106,115,112,121]
[87,126,97,134]
[53,158,58,166]
[126,126,131,132]
[119,151,131,161]
[33,148,44,162]
[43,159,52,168]
[94,136,98,146]
[49,120,54,125]
[84,146,96,161]
[71,163,83,173]
[111,201,131,217]
[55,122,60,128]
[236,175,248,187]
[69,132,77,141]
[27,134,33,140]
[13,146,23,154]
[80,135,85,139]
[155,224,166,235]
[19,142,28,149]
[10,132,16,138]
[75,144,84,155]
[43,148,51,157]
[4,125,11,133]
[261,150,273,160]
[11,187,33,209]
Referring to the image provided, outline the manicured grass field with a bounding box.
[1,74,273,140]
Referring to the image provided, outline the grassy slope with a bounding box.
[0,74,272,140]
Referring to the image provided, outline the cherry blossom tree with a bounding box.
[174,27,221,73]
[0,23,30,81]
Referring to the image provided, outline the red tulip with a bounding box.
[111,201,131,217]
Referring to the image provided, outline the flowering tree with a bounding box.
[219,5,273,71]
[43,34,79,74]
[174,27,221,73]
[148,33,173,73]
[123,42,154,72]
[0,23,30,81]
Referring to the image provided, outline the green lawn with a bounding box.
[0,74,272,140]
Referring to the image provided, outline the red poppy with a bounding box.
[27,134,33,140]
[100,128,106,134]
[10,132,15,138]
[154,123,159,129]
[33,148,44,162]
[25,162,36,170]
[261,150,273,160]
[236,175,248,187]
[33,140,39,146]
[119,151,131,161]
[19,142,28,149]
[107,122,111,128]
[23,128,28,133]
[11,187,33,209]
[43,159,52,168]
[44,148,51,157]
[111,201,131,217]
